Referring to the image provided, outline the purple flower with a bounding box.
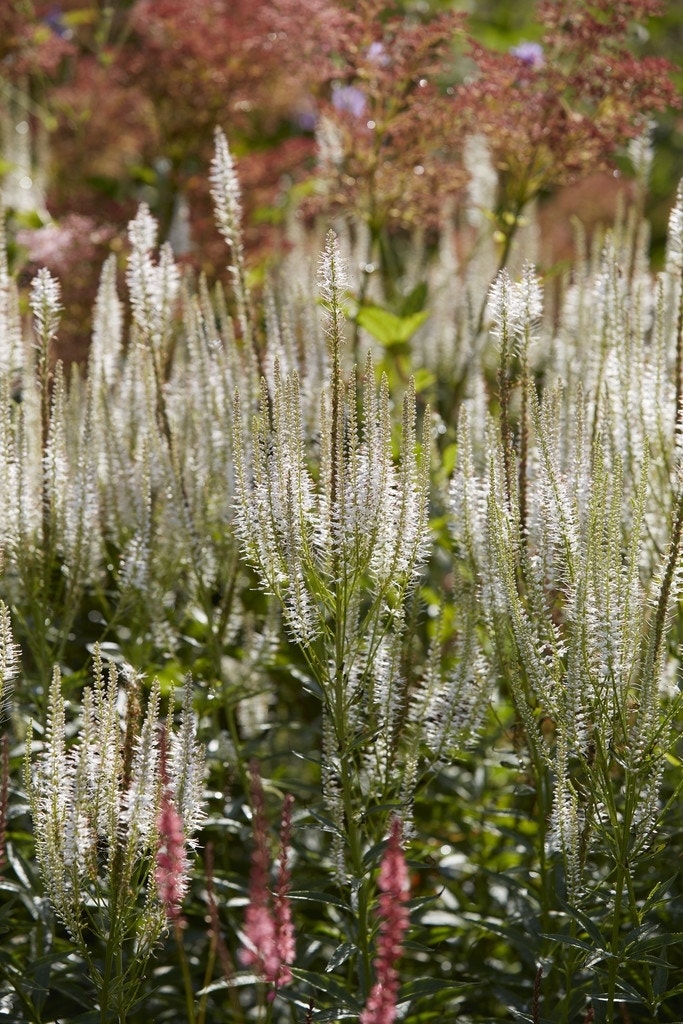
[510,41,544,68]
[44,7,72,39]
[296,108,318,132]
[331,85,367,119]
[366,41,390,67]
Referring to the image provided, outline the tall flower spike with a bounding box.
[90,254,123,387]
[167,674,206,841]
[0,601,20,718]
[666,181,683,429]
[126,204,180,367]
[30,267,62,460]
[210,128,251,342]
[318,230,348,355]
[665,180,683,275]
[210,128,243,256]
[30,267,62,349]
[628,119,655,190]
[0,734,8,871]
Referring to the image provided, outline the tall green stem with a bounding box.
[175,921,197,1024]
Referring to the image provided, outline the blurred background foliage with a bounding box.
[457,0,683,259]
[0,0,681,361]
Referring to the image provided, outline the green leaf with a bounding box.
[624,922,671,954]
[398,977,469,1002]
[62,8,99,26]
[543,933,608,956]
[356,306,430,347]
[592,976,647,1003]
[413,368,437,393]
[641,873,678,916]
[326,942,357,972]
[556,894,607,949]
[197,973,262,995]
[292,748,321,767]
[400,281,428,316]
[5,844,34,889]
[310,1010,358,1022]
[658,980,683,999]
[288,890,352,912]
[289,968,363,1011]
[654,959,669,998]
[304,810,347,840]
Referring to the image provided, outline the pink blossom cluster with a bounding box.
[240,770,295,994]
[360,818,411,1024]
[155,792,189,922]
[17,215,112,275]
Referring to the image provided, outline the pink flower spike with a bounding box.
[156,794,189,922]
[273,793,296,987]
[360,818,411,1024]
[240,765,296,992]
[155,729,190,923]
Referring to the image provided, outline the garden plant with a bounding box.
[1,1,683,1023]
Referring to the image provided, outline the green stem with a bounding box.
[100,930,116,1024]
[352,228,379,365]
[174,921,196,1024]
[339,741,371,995]
[330,566,371,994]
[605,796,634,1021]
[196,941,215,1024]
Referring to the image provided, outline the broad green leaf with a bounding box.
[356,306,430,346]
[414,367,437,392]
